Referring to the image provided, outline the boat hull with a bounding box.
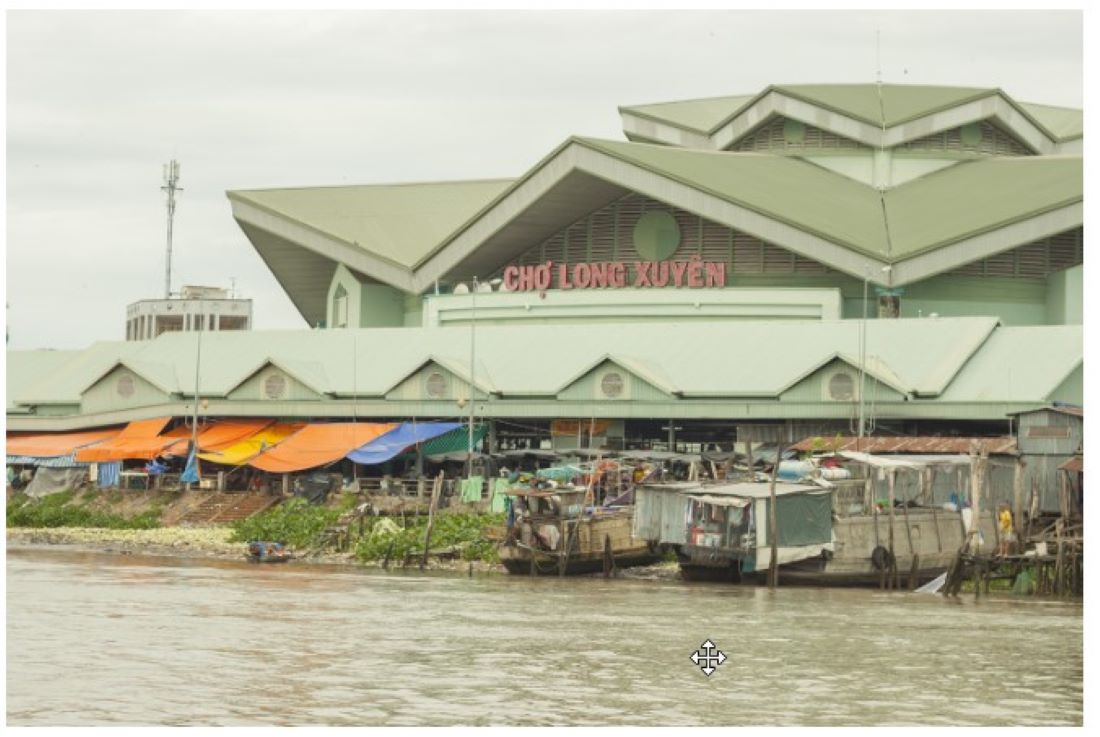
[499,510,661,576]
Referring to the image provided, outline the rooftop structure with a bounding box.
[125,285,252,341]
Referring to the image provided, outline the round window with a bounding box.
[425,371,448,399]
[783,119,807,144]
[828,372,855,401]
[116,374,135,398]
[632,211,681,261]
[960,123,982,148]
[263,372,288,400]
[600,372,625,398]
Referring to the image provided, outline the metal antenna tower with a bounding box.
[161,160,183,299]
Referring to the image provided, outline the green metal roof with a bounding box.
[576,137,889,257]
[622,84,1081,141]
[883,156,1084,258]
[5,350,80,411]
[576,138,1081,261]
[936,325,1083,402]
[228,179,514,270]
[1018,102,1084,140]
[619,94,756,134]
[7,317,1030,409]
[774,84,996,128]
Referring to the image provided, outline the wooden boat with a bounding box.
[246,541,293,563]
[636,479,998,588]
[497,487,662,575]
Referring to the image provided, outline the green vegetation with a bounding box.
[228,497,344,548]
[6,490,161,530]
[354,513,505,564]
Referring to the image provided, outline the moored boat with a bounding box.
[246,541,293,563]
[497,487,661,575]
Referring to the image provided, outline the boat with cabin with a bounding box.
[633,451,1000,587]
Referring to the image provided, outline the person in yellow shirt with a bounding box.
[998,504,1015,557]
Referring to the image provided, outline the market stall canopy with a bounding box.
[163,419,275,457]
[74,417,186,462]
[346,422,464,465]
[6,427,122,459]
[248,422,395,473]
[838,450,972,469]
[198,423,304,466]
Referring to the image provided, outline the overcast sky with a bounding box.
[4,9,1083,350]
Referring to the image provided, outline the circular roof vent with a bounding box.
[600,372,625,399]
[828,372,855,401]
[632,211,681,261]
[116,374,135,398]
[425,371,448,399]
[263,372,288,400]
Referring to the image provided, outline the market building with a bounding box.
[6,83,1084,459]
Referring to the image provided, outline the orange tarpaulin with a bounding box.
[162,419,275,456]
[198,423,304,466]
[248,423,396,473]
[6,428,123,458]
[74,417,184,462]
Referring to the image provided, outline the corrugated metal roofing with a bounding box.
[1018,102,1084,140]
[619,94,756,133]
[883,156,1083,258]
[622,84,1080,140]
[228,179,514,270]
[789,435,1018,454]
[936,325,1083,402]
[8,317,1048,407]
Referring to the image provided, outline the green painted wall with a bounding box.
[778,358,905,403]
[386,363,489,402]
[359,284,405,328]
[1046,364,1083,405]
[1045,265,1083,325]
[228,367,322,402]
[82,367,170,415]
[326,264,361,329]
[557,360,670,402]
[898,275,1047,325]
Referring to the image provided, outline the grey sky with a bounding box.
[5,9,1083,350]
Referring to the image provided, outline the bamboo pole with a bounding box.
[420,471,444,570]
[768,444,784,590]
[1013,458,1026,542]
[887,468,898,589]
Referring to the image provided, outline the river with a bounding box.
[5,546,1083,726]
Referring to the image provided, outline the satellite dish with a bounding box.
[452,283,469,295]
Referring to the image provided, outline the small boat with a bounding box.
[497,487,662,576]
[246,541,293,563]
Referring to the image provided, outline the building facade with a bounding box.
[7,83,1084,451]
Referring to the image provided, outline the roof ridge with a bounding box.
[230,177,516,195]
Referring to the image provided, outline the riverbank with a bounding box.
[4,527,507,573]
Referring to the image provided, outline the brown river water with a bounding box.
[6,546,1083,726]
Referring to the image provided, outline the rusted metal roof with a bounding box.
[1059,456,1083,473]
[791,435,1018,455]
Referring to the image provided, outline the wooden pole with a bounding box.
[887,468,897,589]
[1013,458,1027,542]
[768,444,784,590]
[420,471,444,570]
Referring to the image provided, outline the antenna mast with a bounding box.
[162,159,183,299]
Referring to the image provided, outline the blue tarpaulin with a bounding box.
[346,422,464,465]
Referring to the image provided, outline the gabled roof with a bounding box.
[553,354,681,396]
[379,355,497,396]
[618,93,756,134]
[225,357,330,396]
[620,83,1080,144]
[79,358,180,396]
[228,178,513,270]
[775,351,911,397]
[5,349,80,411]
[6,318,1080,428]
[936,325,1083,402]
